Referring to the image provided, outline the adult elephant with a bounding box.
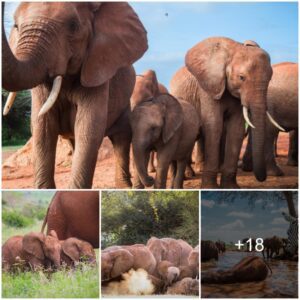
[242,62,298,175]
[101,244,157,281]
[2,2,148,188]
[147,237,193,267]
[41,191,99,248]
[170,37,280,188]
[263,236,284,259]
[202,256,270,284]
[215,241,226,254]
[201,240,218,262]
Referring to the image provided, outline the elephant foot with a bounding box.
[267,165,284,176]
[287,158,298,166]
[201,172,219,189]
[220,173,240,189]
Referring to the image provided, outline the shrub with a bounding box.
[2,210,33,228]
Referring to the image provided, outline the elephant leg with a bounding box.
[201,104,223,189]
[173,160,187,189]
[132,150,150,189]
[220,110,244,189]
[70,87,108,188]
[148,151,156,173]
[265,122,284,176]
[155,150,173,189]
[108,109,132,188]
[185,154,196,178]
[170,160,177,188]
[287,129,298,166]
[31,88,59,189]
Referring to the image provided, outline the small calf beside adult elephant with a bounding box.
[131,94,200,188]
[242,62,298,176]
[41,191,99,248]
[170,37,284,188]
[2,2,148,189]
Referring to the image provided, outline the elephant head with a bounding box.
[147,237,168,263]
[22,230,61,269]
[101,248,134,281]
[185,37,275,181]
[61,238,96,265]
[131,94,183,187]
[2,2,147,115]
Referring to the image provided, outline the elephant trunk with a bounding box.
[249,102,267,182]
[132,142,154,187]
[2,3,49,91]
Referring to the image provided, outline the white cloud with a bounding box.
[201,200,215,208]
[222,219,245,230]
[227,211,253,219]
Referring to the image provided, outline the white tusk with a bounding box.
[38,76,62,117]
[3,92,17,116]
[243,106,255,129]
[267,111,286,132]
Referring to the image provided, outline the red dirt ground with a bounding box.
[2,133,298,189]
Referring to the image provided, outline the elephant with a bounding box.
[41,191,99,248]
[166,278,199,296]
[101,244,157,281]
[2,2,148,189]
[201,256,270,284]
[215,240,226,253]
[187,245,199,278]
[178,265,197,280]
[2,230,61,271]
[131,94,200,188]
[157,260,180,288]
[263,236,284,259]
[170,37,280,188]
[146,237,193,267]
[60,237,96,267]
[242,62,298,175]
[130,69,168,176]
[201,240,218,262]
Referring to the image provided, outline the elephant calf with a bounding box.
[2,230,61,272]
[157,260,180,288]
[60,237,96,267]
[131,94,200,189]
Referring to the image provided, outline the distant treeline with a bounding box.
[101,191,199,248]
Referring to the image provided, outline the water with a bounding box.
[201,251,298,298]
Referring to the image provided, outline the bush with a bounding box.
[2,210,33,228]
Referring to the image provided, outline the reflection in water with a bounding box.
[202,251,298,298]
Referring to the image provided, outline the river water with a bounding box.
[201,251,298,298]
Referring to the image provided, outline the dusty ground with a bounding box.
[2,133,298,189]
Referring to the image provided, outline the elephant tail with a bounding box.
[41,206,50,233]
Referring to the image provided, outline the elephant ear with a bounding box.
[143,70,160,97]
[158,95,183,144]
[62,238,81,262]
[185,37,232,100]
[110,249,134,278]
[81,2,148,87]
[23,232,45,260]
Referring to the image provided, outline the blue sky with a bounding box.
[201,191,298,243]
[4,2,298,87]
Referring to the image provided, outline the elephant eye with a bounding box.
[13,23,19,30]
[239,75,246,81]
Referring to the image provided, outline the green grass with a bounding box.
[2,263,99,298]
[2,144,25,151]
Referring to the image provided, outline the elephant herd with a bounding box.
[2,2,297,189]
[101,237,199,295]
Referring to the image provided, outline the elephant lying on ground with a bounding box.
[242,62,298,175]
[263,236,284,259]
[2,230,61,271]
[201,240,218,262]
[41,191,99,248]
[60,238,96,267]
[166,278,199,295]
[131,94,200,188]
[2,2,148,189]
[101,244,156,281]
[147,237,193,267]
[202,256,270,284]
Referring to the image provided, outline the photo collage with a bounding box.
[1,1,298,299]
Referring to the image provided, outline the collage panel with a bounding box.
[201,191,298,298]
[2,191,99,298]
[101,190,199,297]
